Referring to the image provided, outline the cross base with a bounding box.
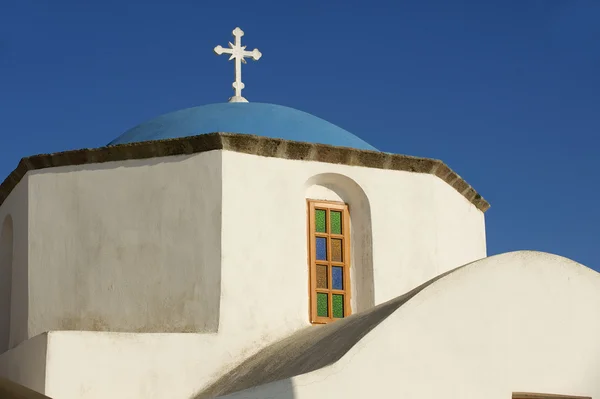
[228,96,249,103]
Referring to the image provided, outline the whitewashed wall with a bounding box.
[220,150,486,332]
[0,215,13,353]
[221,251,600,399]
[0,332,47,394]
[25,150,223,342]
[0,149,487,399]
[0,177,29,351]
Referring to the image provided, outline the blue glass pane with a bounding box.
[332,266,343,290]
[316,237,327,261]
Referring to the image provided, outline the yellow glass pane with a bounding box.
[316,265,328,289]
[331,238,343,262]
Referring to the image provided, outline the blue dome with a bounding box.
[109,102,377,151]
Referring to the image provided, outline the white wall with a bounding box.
[221,251,600,399]
[42,332,222,399]
[0,177,29,351]
[17,149,484,347]
[0,216,13,353]
[30,251,600,399]
[0,149,486,398]
[25,151,223,342]
[0,332,47,394]
[219,150,486,340]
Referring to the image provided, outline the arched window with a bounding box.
[307,200,351,324]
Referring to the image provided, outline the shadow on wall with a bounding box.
[0,216,12,353]
[192,264,455,399]
[27,152,201,177]
[23,152,222,335]
[0,376,52,399]
[225,378,296,399]
[304,173,375,312]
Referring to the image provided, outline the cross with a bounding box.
[214,27,262,103]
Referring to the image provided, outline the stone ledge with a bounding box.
[0,133,490,212]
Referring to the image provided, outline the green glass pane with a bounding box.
[332,294,344,318]
[315,209,326,233]
[317,293,328,317]
[331,211,342,235]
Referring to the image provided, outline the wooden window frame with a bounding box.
[513,393,591,399]
[307,199,352,324]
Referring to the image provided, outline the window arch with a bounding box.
[0,215,13,352]
[304,173,374,323]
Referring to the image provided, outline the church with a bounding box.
[0,28,599,399]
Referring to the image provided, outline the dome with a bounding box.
[108,102,377,151]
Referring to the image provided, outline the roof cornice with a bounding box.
[0,133,490,212]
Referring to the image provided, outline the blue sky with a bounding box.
[1,0,598,270]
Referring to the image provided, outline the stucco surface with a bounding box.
[0,376,52,399]
[0,177,29,350]
[221,151,486,310]
[21,251,599,399]
[195,266,458,398]
[4,252,595,399]
[4,147,485,346]
[1,149,487,399]
[26,151,222,339]
[0,332,47,395]
[218,251,600,399]
[0,216,13,352]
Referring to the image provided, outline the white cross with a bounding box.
[214,27,262,103]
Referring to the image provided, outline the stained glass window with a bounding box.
[308,201,350,324]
